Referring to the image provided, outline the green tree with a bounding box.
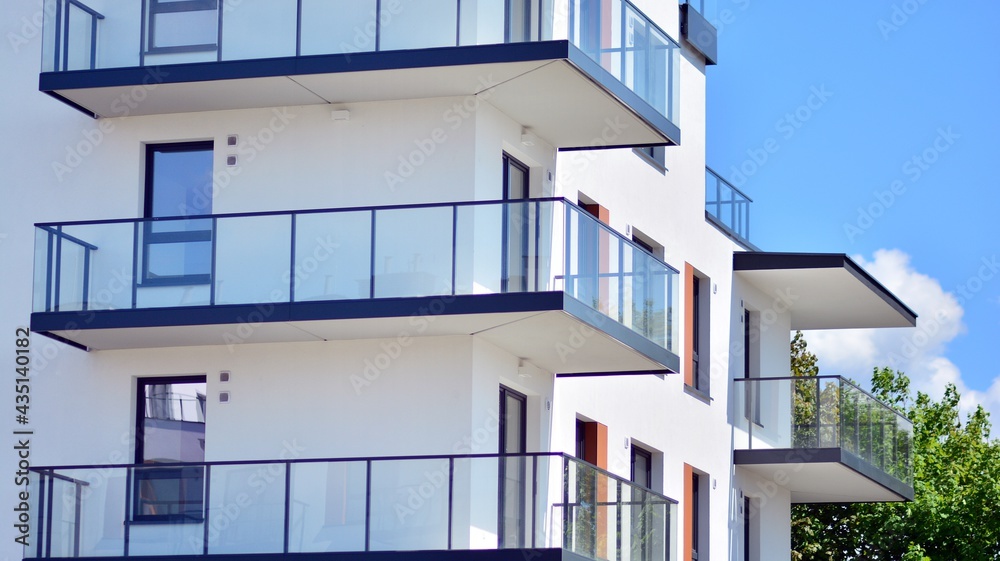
[790,333,1000,560]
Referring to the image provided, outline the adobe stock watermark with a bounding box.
[6,0,56,54]
[878,0,933,40]
[727,85,834,188]
[52,67,172,182]
[844,126,958,243]
[350,293,457,394]
[385,74,499,191]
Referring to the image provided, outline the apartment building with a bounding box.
[2,1,916,560]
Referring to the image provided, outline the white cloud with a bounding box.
[803,249,1000,421]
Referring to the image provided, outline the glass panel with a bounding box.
[301,0,378,55]
[62,223,135,311]
[380,0,458,50]
[65,4,94,71]
[458,0,505,46]
[288,461,367,553]
[149,148,213,218]
[505,201,534,293]
[452,456,499,549]
[220,0,297,61]
[214,214,292,305]
[151,11,218,50]
[41,0,58,72]
[141,381,206,462]
[294,211,373,301]
[144,237,211,279]
[206,464,286,554]
[455,203,503,295]
[373,207,454,298]
[368,458,450,551]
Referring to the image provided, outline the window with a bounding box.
[142,142,214,286]
[630,445,652,488]
[686,265,711,396]
[686,469,708,561]
[499,386,527,548]
[146,0,219,53]
[503,153,532,293]
[634,146,666,171]
[134,376,207,522]
[630,445,655,561]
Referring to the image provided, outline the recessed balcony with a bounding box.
[40,0,681,149]
[733,376,914,503]
[25,453,677,561]
[32,198,680,375]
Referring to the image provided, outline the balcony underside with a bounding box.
[735,448,914,503]
[32,292,679,375]
[734,252,917,330]
[24,548,590,561]
[41,42,678,149]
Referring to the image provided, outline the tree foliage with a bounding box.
[790,332,1000,560]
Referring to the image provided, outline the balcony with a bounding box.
[24,453,677,561]
[32,198,680,374]
[733,376,914,503]
[704,168,753,249]
[40,0,680,149]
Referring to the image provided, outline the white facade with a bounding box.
[1,2,915,561]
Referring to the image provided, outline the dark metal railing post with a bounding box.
[202,465,212,555]
[368,210,377,298]
[73,481,83,556]
[451,206,458,295]
[615,480,622,561]
[288,214,297,303]
[123,468,132,556]
[209,217,218,306]
[44,476,54,557]
[53,227,63,312]
[531,455,538,548]
[131,222,139,309]
[36,473,47,559]
[447,457,454,550]
[562,455,571,550]
[283,462,291,553]
[364,459,372,551]
[45,231,54,312]
[815,378,821,447]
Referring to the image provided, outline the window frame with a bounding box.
[146,0,220,55]
[133,375,207,524]
[633,146,667,172]
[141,141,215,287]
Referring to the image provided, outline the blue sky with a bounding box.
[704,1,1000,415]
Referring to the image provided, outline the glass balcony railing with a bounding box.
[41,0,680,124]
[681,0,715,20]
[33,198,679,354]
[705,167,752,245]
[733,376,914,487]
[25,453,677,560]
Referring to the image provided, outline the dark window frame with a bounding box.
[142,141,215,287]
[692,472,701,560]
[146,0,219,55]
[498,385,528,548]
[133,375,207,524]
[630,445,653,489]
[633,146,667,172]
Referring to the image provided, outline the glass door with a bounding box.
[498,385,527,548]
[502,154,531,293]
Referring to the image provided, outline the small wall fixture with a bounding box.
[226,155,238,167]
[520,128,536,146]
[219,371,231,383]
[331,110,351,122]
[219,391,231,403]
[227,135,238,147]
